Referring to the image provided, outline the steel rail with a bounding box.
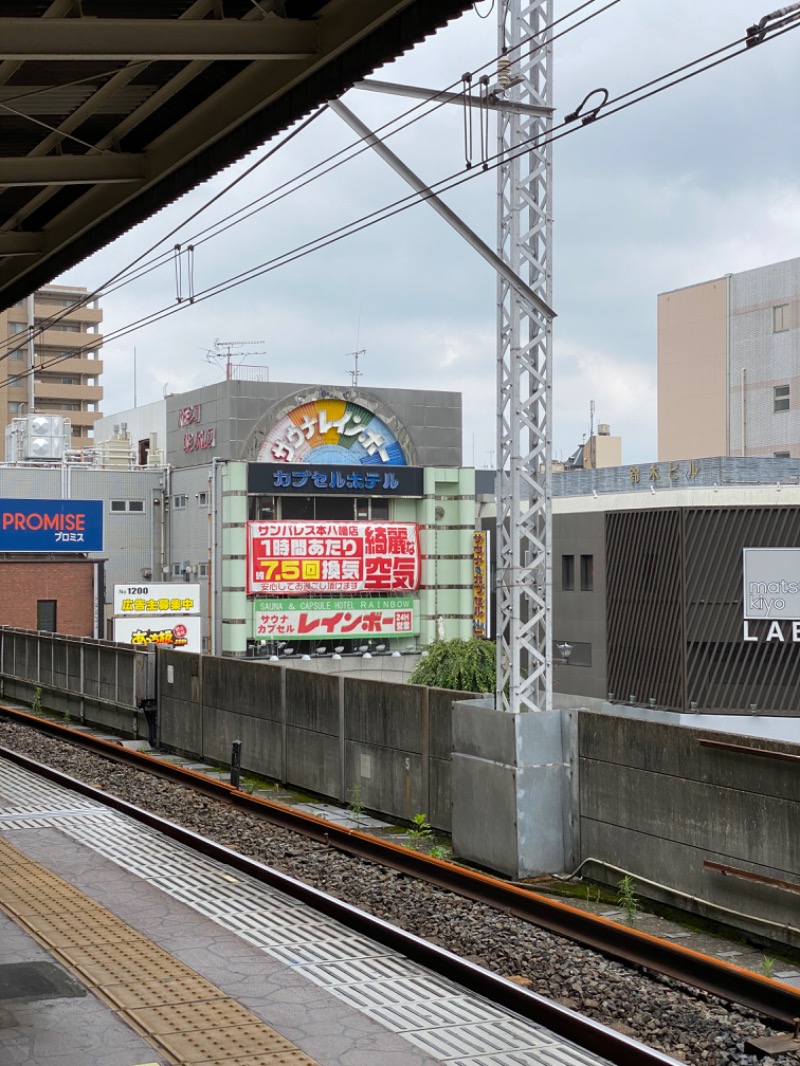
[1,706,797,1028]
[0,741,680,1066]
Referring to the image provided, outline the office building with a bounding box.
[658,256,800,461]
[0,284,103,455]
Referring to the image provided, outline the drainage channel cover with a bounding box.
[0,960,86,1003]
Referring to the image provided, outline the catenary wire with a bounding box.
[3,8,795,387]
[0,0,619,358]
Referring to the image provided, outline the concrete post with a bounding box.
[451,698,576,878]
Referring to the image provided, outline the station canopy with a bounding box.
[0,0,471,311]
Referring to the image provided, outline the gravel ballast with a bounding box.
[0,720,793,1066]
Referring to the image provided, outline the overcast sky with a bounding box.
[54,1,800,467]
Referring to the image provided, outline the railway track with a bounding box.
[0,704,798,1064]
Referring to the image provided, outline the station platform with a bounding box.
[0,754,608,1066]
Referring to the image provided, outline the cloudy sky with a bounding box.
[54,0,800,467]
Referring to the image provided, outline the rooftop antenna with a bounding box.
[346,348,365,386]
[207,339,267,381]
[588,399,595,469]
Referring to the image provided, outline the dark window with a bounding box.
[562,554,574,591]
[580,554,594,591]
[281,495,314,520]
[775,451,790,459]
[315,496,354,520]
[554,640,592,667]
[371,498,390,520]
[37,600,56,633]
[774,385,790,413]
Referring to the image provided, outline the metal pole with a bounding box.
[495,0,553,713]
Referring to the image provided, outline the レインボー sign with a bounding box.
[253,596,419,640]
[246,521,420,594]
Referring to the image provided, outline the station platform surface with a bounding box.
[0,754,610,1066]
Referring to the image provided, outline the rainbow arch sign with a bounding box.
[257,398,407,466]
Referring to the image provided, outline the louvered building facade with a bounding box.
[553,473,800,716]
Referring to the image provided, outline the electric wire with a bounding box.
[0,0,618,358]
[4,13,798,393]
[2,6,796,392]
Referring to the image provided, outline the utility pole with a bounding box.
[494,0,553,714]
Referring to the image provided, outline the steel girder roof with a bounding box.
[0,0,471,311]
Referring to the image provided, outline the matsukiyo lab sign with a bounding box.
[0,498,103,551]
[254,597,419,641]
[246,521,420,595]
[742,548,800,643]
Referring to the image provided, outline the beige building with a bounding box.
[0,284,103,454]
[658,257,800,461]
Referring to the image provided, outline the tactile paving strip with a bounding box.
[0,836,320,1066]
[0,756,615,1066]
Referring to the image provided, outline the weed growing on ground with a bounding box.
[348,783,364,828]
[31,687,42,714]
[617,875,639,923]
[761,955,775,978]
[406,812,433,851]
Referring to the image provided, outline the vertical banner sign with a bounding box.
[246,521,420,594]
[473,530,490,639]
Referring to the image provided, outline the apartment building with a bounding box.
[0,284,103,455]
[658,256,800,461]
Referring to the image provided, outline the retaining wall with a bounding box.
[0,626,153,735]
[159,649,472,831]
[579,711,800,948]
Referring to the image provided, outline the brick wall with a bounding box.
[0,560,95,635]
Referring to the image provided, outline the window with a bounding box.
[172,563,182,577]
[61,376,79,385]
[110,499,144,513]
[371,498,390,520]
[562,554,575,591]
[774,304,790,332]
[8,375,23,387]
[775,451,791,459]
[7,322,26,334]
[9,350,23,360]
[37,600,57,633]
[8,402,24,415]
[774,385,790,413]
[172,495,188,509]
[197,491,208,507]
[198,562,208,577]
[553,640,592,668]
[580,554,594,591]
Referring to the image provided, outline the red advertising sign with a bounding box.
[246,521,420,594]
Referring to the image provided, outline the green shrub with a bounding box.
[408,638,495,693]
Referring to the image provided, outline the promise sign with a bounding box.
[0,498,103,551]
[246,521,420,595]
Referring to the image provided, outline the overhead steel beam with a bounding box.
[0,232,43,255]
[353,78,553,118]
[0,18,318,61]
[328,98,554,322]
[0,154,146,186]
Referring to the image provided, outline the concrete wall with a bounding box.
[0,626,154,735]
[578,710,800,947]
[159,649,474,830]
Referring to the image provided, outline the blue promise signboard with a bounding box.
[0,499,103,552]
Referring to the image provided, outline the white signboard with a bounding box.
[113,583,200,616]
[742,549,800,619]
[113,615,202,653]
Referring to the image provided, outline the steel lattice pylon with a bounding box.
[495,0,554,713]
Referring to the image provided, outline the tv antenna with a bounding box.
[206,339,267,381]
[345,348,365,386]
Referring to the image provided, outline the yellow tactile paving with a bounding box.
[0,837,320,1066]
